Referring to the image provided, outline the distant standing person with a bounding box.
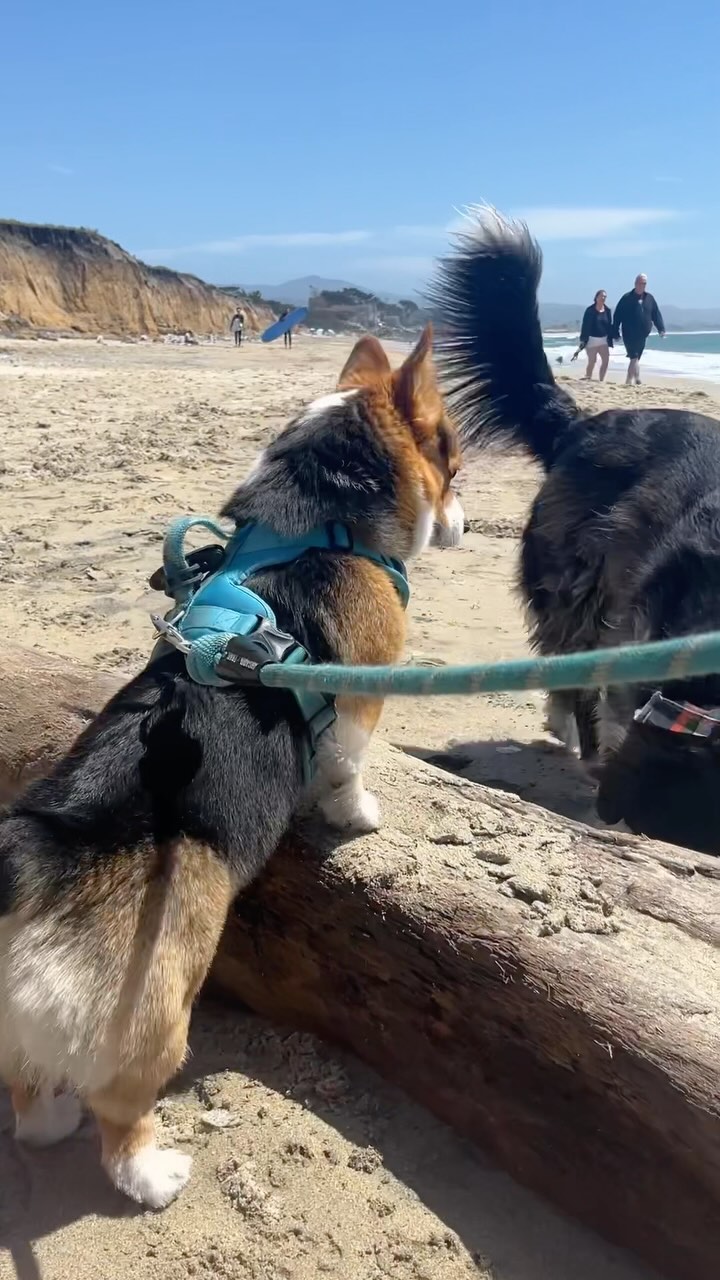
[230,309,245,347]
[573,289,613,381]
[612,274,665,386]
[280,307,293,349]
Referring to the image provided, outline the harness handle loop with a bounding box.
[162,515,232,605]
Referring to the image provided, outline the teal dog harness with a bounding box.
[150,515,409,781]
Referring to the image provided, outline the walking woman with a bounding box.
[230,309,245,347]
[573,290,613,381]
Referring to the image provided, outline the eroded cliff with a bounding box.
[0,221,270,337]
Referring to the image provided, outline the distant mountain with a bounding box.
[231,275,405,307]
[538,303,586,330]
[658,304,720,330]
[540,301,720,332]
[229,276,357,307]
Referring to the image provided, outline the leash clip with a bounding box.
[215,620,304,685]
[151,613,193,655]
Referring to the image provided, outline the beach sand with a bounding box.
[1,333,709,1280]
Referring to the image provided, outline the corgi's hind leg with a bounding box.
[12,1081,83,1147]
[314,696,384,833]
[88,841,234,1210]
[88,1017,191,1211]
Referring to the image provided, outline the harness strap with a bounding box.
[152,515,410,784]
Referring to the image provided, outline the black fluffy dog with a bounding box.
[434,207,720,855]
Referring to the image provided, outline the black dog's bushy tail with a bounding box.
[431,207,580,470]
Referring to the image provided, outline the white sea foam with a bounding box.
[361,335,720,383]
[543,338,720,384]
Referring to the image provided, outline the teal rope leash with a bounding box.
[151,514,720,698]
[255,630,720,698]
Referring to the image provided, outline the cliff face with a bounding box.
[0,221,272,337]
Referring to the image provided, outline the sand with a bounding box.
[1,332,711,1280]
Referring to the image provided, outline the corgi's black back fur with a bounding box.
[433,208,720,855]
[0,551,371,913]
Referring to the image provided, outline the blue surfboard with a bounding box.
[261,306,309,343]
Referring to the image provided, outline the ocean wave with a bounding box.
[544,342,720,384]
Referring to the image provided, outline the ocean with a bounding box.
[543,331,720,383]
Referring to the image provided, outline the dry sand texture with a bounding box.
[1,333,710,1279]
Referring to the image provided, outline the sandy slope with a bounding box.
[1,333,708,1279]
[0,221,272,337]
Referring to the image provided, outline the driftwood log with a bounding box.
[0,644,719,1280]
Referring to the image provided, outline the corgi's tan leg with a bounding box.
[315,696,384,833]
[11,1080,83,1147]
[89,1019,191,1211]
[311,559,405,834]
[87,841,235,1210]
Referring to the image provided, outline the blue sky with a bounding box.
[2,0,719,306]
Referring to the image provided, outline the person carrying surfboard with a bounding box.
[260,306,308,346]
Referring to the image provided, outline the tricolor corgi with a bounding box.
[0,326,463,1210]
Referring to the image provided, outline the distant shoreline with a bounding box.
[543,328,720,337]
[544,329,720,384]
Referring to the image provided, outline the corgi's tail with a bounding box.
[431,207,580,470]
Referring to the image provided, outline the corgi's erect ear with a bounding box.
[392,324,440,435]
[337,335,392,390]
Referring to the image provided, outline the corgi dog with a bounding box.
[0,326,463,1211]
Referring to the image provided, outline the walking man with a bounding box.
[230,309,245,347]
[612,274,665,386]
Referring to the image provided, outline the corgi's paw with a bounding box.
[108,1145,192,1209]
[319,783,381,834]
[15,1089,83,1147]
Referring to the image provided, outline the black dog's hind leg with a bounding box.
[574,689,600,770]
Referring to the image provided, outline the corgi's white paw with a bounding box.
[15,1089,83,1147]
[320,784,381,833]
[109,1146,192,1209]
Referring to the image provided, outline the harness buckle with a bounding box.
[215,618,305,685]
[150,614,193,655]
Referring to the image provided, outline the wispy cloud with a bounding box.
[516,207,679,240]
[136,208,690,283]
[48,163,73,176]
[351,254,435,277]
[390,225,450,241]
[140,229,370,260]
[142,223,456,263]
[408,206,684,246]
[586,237,693,259]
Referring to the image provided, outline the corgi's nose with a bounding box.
[433,494,465,549]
